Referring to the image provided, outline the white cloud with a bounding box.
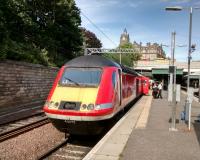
[194,0,200,5]
[160,0,192,3]
[127,1,141,8]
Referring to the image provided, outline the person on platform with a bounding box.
[152,83,158,98]
[158,82,163,99]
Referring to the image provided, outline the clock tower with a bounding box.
[120,28,130,46]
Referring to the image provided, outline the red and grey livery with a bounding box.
[43,55,149,135]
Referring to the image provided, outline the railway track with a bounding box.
[181,86,200,101]
[37,98,142,160]
[0,113,49,142]
[37,96,142,160]
[38,136,97,160]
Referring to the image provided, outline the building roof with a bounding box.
[135,60,200,73]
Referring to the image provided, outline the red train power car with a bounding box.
[43,55,149,135]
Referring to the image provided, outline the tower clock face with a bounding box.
[122,36,126,40]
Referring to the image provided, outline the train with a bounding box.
[43,55,149,135]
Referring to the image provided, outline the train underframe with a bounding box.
[48,95,143,135]
[49,118,113,135]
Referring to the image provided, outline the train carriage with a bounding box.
[43,55,148,135]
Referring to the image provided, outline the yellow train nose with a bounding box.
[48,86,99,111]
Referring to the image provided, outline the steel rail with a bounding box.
[0,117,49,142]
[37,138,69,160]
[0,111,45,126]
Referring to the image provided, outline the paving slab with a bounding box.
[121,91,200,160]
[93,155,119,160]
[84,90,200,160]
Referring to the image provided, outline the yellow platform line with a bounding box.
[135,95,153,129]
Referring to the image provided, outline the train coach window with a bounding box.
[60,68,102,86]
[112,71,117,89]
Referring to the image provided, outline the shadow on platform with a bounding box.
[193,117,200,146]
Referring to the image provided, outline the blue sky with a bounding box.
[75,0,200,61]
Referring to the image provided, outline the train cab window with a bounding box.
[60,67,102,87]
[112,71,117,89]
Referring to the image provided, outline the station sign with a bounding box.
[169,65,176,74]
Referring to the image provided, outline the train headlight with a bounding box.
[87,104,94,110]
[54,102,59,107]
[49,101,54,108]
[81,104,87,110]
[44,101,60,109]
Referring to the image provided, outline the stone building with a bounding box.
[120,28,130,46]
[133,41,166,60]
[119,29,166,60]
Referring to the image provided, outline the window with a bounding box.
[60,67,102,87]
[112,71,116,89]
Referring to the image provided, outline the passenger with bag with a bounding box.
[158,82,163,99]
[152,83,159,98]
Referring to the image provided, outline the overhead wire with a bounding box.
[80,11,118,47]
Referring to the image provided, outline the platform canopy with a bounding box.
[184,72,200,79]
[152,68,183,75]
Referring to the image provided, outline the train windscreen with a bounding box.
[60,67,102,87]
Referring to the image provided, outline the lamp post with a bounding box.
[162,32,178,130]
[171,31,177,130]
[165,7,192,92]
[165,6,200,92]
[165,6,199,130]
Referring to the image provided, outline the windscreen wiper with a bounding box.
[63,77,80,86]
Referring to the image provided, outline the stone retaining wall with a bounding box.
[0,60,59,110]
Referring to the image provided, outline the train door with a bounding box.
[142,78,149,95]
[118,69,122,105]
[133,76,137,98]
[136,78,139,96]
[112,70,120,109]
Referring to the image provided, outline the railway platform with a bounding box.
[83,91,200,160]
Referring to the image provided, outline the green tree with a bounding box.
[0,0,50,64]
[28,0,83,66]
[81,28,102,48]
[0,0,83,66]
[120,43,141,67]
[104,42,141,67]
